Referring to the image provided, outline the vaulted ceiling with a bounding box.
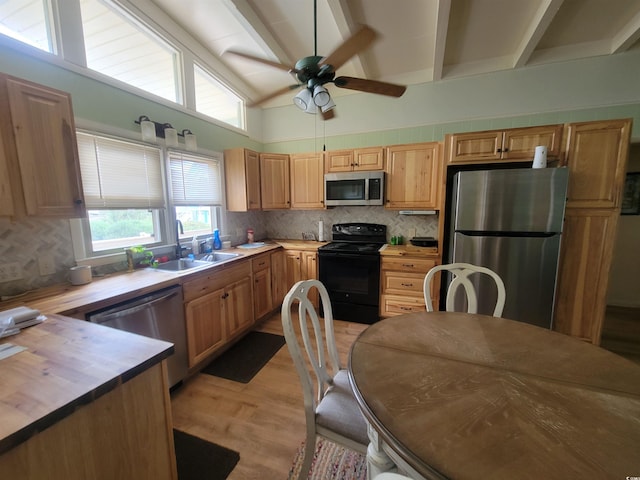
[150,0,640,108]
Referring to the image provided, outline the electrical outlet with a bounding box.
[38,254,56,276]
[0,262,23,282]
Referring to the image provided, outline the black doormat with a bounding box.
[201,331,285,383]
[173,429,239,480]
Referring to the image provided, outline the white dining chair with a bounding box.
[281,279,369,480]
[424,262,506,317]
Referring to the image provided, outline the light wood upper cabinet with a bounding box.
[447,125,563,164]
[224,148,261,212]
[0,75,85,218]
[290,152,324,209]
[325,147,384,172]
[385,142,441,209]
[260,153,290,209]
[563,119,631,209]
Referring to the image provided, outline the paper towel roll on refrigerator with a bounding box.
[532,145,547,168]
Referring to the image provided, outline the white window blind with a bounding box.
[169,151,222,206]
[77,132,165,209]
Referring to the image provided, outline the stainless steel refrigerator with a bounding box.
[446,167,569,328]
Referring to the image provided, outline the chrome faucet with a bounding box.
[175,219,184,258]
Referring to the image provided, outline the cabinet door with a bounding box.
[271,249,287,306]
[553,208,620,344]
[225,276,254,339]
[253,267,272,320]
[301,251,318,306]
[5,77,85,217]
[503,125,563,160]
[354,147,384,171]
[325,150,354,172]
[385,142,441,209]
[260,153,290,209]
[447,131,503,163]
[224,148,261,212]
[564,120,631,209]
[185,288,225,367]
[284,250,302,293]
[290,152,324,209]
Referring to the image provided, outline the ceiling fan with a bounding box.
[224,0,407,120]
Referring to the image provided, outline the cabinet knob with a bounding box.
[497,148,502,153]
[74,199,83,205]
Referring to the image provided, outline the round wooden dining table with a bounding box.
[348,311,640,480]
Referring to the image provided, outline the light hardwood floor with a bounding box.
[170,313,368,480]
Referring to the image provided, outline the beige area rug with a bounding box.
[288,438,367,480]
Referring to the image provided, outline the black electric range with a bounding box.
[318,223,386,324]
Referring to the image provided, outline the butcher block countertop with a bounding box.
[0,314,173,455]
[380,244,439,257]
[0,242,285,317]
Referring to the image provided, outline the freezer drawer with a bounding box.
[452,233,562,328]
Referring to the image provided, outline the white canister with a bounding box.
[532,145,548,168]
[70,265,92,285]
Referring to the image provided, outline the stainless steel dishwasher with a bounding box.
[86,284,188,388]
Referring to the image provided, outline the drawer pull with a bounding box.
[400,306,412,311]
[401,283,413,287]
[401,264,414,268]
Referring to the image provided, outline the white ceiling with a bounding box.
[149,0,640,108]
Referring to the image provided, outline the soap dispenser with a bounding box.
[213,229,222,250]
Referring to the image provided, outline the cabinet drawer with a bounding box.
[183,260,251,302]
[381,257,437,273]
[381,294,426,316]
[382,271,425,296]
[252,253,271,272]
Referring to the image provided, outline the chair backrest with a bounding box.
[424,262,506,317]
[281,279,341,411]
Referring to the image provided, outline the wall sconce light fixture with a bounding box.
[135,116,196,151]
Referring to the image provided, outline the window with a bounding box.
[79,0,180,103]
[76,132,166,254]
[194,64,244,129]
[0,0,53,52]
[168,150,223,240]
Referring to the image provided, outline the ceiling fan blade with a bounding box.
[319,25,378,71]
[247,84,302,107]
[224,50,299,73]
[334,76,407,97]
[321,108,336,121]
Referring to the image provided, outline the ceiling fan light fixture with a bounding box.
[312,84,331,107]
[321,96,336,113]
[305,97,318,114]
[293,88,312,110]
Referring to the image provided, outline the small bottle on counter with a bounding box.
[213,229,222,250]
[247,228,254,244]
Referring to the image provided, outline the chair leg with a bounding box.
[298,431,316,480]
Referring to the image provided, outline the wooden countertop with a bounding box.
[379,244,439,257]
[0,242,284,317]
[0,314,173,455]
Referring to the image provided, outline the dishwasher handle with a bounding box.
[90,289,180,324]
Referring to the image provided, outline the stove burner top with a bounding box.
[319,242,383,254]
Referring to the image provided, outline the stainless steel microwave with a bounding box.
[324,171,384,206]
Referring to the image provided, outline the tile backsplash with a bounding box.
[0,208,437,297]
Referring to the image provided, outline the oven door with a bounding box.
[318,252,380,323]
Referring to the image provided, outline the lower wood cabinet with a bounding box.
[284,249,318,306]
[252,252,273,321]
[270,249,287,308]
[380,255,438,317]
[183,260,254,368]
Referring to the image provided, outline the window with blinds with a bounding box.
[168,150,223,240]
[77,132,165,209]
[75,132,166,253]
